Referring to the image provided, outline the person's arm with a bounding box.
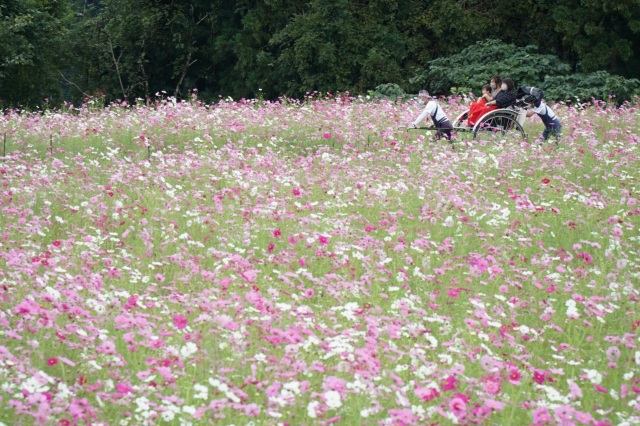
[412,103,434,127]
[527,104,541,118]
[486,91,501,106]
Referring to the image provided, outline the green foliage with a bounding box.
[0,0,70,107]
[268,0,407,98]
[551,0,640,76]
[409,39,640,104]
[371,83,406,100]
[61,0,218,105]
[3,1,640,108]
[410,39,571,95]
[543,71,640,104]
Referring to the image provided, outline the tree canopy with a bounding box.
[1,0,640,108]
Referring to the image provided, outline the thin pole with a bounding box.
[50,134,53,155]
[3,133,5,157]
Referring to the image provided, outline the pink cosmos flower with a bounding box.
[115,383,134,394]
[447,288,460,298]
[47,357,58,366]
[605,346,621,362]
[268,242,275,253]
[414,386,439,402]
[241,270,258,283]
[532,407,552,424]
[388,408,415,426]
[533,370,546,384]
[318,235,329,246]
[575,410,593,424]
[244,403,260,417]
[323,376,347,393]
[442,375,458,391]
[173,314,188,330]
[273,229,281,238]
[449,397,467,418]
[594,384,607,393]
[483,398,504,410]
[576,251,593,265]
[473,405,492,420]
[568,379,583,399]
[96,340,116,354]
[483,379,501,395]
[323,132,332,139]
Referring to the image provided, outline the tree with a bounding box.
[550,0,640,76]
[268,0,407,97]
[63,0,216,104]
[0,0,70,108]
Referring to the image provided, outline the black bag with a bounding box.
[517,86,544,107]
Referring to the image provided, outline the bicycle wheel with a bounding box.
[473,110,526,142]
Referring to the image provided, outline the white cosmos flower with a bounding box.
[180,342,198,358]
[584,369,603,384]
[307,401,320,418]
[324,390,342,409]
[193,383,208,399]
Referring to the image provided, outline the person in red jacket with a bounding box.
[467,84,497,126]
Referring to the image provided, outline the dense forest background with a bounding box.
[2,0,640,108]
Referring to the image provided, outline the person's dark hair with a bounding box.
[502,78,515,91]
[490,75,502,86]
[482,84,492,93]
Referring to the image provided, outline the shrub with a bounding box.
[543,71,640,105]
[409,39,570,95]
[370,83,406,100]
[408,39,640,104]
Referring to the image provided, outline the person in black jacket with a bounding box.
[486,78,517,109]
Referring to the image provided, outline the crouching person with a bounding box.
[410,90,453,141]
[526,101,562,142]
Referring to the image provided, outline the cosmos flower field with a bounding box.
[0,95,639,426]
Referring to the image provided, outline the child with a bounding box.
[526,101,562,142]
[410,90,453,140]
[467,84,497,126]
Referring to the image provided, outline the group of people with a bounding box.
[409,75,562,142]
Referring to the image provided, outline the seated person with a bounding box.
[490,75,502,98]
[467,84,497,126]
[486,77,517,109]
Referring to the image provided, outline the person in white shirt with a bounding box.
[410,90,453,140]
[526,101,562,141]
